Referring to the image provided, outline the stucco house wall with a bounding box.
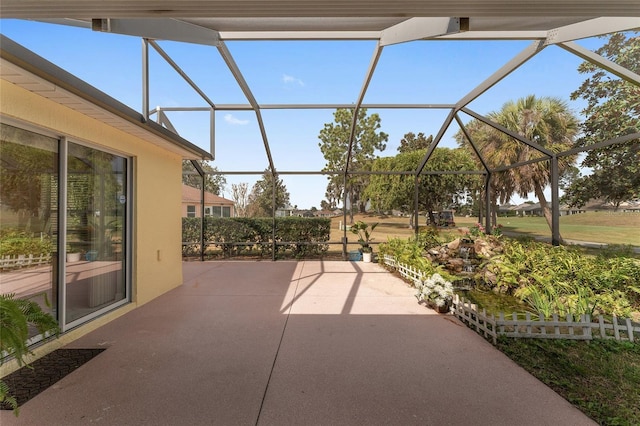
[1,79,185,305]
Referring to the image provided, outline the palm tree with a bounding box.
[457,95,579,239]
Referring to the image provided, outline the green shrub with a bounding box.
[0,231,54,257]
[379,236,451,284]
[182,217,331,259]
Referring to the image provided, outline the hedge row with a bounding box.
[182,217,331,259]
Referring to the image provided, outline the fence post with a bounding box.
[626,318,634,343]
[584,314,592,340]
[613,314,620,341]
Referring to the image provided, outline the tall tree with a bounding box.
[397,132,433,153]
[456,95,579,238]
[456,95,578,238]
[230,182,249,217]
[364,147,478,228]
[318,108,388,220]
[563,31,640,209]
[182,160,227,195]
[246,169,290,217]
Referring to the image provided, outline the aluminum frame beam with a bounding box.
[455,40,545,110]
[454,113,490,173]
[558,41,640,87]
[219,31,380,40]
[344,42,384,175]
[216,40,275,172]
[461,107,554,157]
[379,17,466,46]
[415,109,456,175]
[148,40,218,108]
[155,103,456,111]
[91,18,221,46]
[558,132,640,157]
[545,17,640,45]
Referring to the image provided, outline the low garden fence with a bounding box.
[0,254,51,270]
[382,254,640,345]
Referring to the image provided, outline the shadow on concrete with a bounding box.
[1,261,594,425]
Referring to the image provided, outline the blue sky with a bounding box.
[0,20,607,209]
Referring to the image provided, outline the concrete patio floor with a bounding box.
[2,261,594,425]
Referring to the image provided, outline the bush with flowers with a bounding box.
[415,273,454,310]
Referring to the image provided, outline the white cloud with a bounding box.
[224,114,249,125]
[282,74,305,86]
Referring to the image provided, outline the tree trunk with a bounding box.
[491,198,498,228]
[534,184,564,245]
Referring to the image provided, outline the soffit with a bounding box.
[0,45,212,160]
[1,0,639,19]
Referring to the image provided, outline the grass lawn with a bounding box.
[329,212,639,250]
[496,212,640,246]
[497,338,640,425]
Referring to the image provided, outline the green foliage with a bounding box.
[0,293,59,416]
[182,217,331,259]
[246,169,290,217]
[456,95,580,235]
[318,108,388,212]
[379,236,450,281]
[349,221,378,252]
[364,147,479,221]
[397,132,433,153]
[565,31,640,209]
[0,230,54,257]
[182,160,227,195]
[481,238,640,316]
[381,229,639,317]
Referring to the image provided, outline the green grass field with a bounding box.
[331,211,640,248]
[496,212,640,246]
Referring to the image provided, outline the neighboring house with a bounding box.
[316,210,336,218]
[499,199,640,217]
[181,185,235,218]
[0,36,211,365]
[276,204,296,217]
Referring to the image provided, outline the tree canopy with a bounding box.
[397,132,433,153]
[563,31,640,209]
[246,169,290,217]
[318,108,388,213]
[456,95,579,236]
[182,160,227,196]
[363,147,478,227]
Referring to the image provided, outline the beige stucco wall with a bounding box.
[0,79,184,307]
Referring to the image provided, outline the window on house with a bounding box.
[187,205,196,217]
[222,206,231,217]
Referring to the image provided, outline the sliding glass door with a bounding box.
[65,142,128,325]
[0,122,131,332]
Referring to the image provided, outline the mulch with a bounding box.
[1,348,105,410]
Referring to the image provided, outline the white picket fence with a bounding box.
[0,253,51,270]
[453,295,640,344]
[382,254,640,344]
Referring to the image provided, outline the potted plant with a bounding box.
[415,273,454,313]
[65,243,81,263]
[350,221,378,263]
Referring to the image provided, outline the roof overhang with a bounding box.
[1,0,639,19]
[0,35,212,160]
